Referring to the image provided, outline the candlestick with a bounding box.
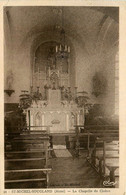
[68,46,70,53]
[30,86,33,94]
[75,87,77,92]
[58,70,59,77]
[56,46,58,53]
[37,86,39,92]
[68,87,71,92]
[59,44,62,51]
[30,75,32,87]
[49,67,50,77]
[65,45,67,51]
[38,66,39,87]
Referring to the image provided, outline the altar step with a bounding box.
[51,134,78,150]
[54,149,72,157]
[53,145,66,149]
[52,135,66,145]
[52,135,67,149]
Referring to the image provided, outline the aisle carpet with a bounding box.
[49,151,103,188]
[54,149,72,158]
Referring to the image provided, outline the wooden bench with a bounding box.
[89,139,119,186]
[74,125,91,156]
[90,139,119,170]
[5,129,52,188]
[74,126,118,155]
[103,140,119,183]
[74,125,118,154]
[85,126,119,187]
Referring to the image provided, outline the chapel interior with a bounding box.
[4,6,119,189]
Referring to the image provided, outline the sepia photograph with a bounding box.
[3,5,120,190]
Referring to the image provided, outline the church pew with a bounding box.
[5,148,51,187]
[84,125,119,187]
[90,139,119,170]
[74,125,118,157]
[85,125,119,130]
[103,141,119,183]
[5,130,51,163]
[5,130,52,188]
[74,125,91,156]
[74,126,117,154]
[74,123,119,187]
[25,125,52,133]
[88,138,119,187]
[85,127,118,152]
[5,126,52,150]
[74,124,118,142]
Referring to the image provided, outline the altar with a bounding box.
[26,89,84,133]
[22,42,84,133]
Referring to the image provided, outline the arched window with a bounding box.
[115,52,119,115]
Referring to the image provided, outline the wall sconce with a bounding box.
[4,89,15,96]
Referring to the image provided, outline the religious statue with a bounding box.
[50,72,59,89]
[7,70,14,89]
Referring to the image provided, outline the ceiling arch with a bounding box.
[4,6,119,57]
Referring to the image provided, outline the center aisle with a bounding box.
[48,151,102,188]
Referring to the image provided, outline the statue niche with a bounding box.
[50,72,59,90]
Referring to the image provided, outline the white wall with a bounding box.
[4,8,118,116]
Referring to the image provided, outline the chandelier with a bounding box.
[55,8,70,59]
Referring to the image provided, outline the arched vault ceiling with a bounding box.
[4,6,119,51]
[91,7,119,22]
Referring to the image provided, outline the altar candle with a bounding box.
[30,76,32,87]
[77,114,79,125]
[31,64,33,87]
[75,87,77,98]
[68,46,70,53]
[49,67,50,76]
[75,86,77,93]
[65,45,67,51]
[38,66,39,87]
[60,44,62,51]
[56,46,58,53]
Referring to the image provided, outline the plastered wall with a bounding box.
[4,8,118,116]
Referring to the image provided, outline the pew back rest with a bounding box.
[104,141,119,176]
[5,131,51,188]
